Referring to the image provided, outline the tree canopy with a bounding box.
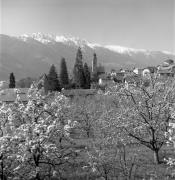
[111,77,175,164]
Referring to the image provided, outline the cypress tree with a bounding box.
[43,74,50,94]
[9,72,15,88]
[47,64,61,92]
[84,63,91,89]
[60,57,69,88]
[73,47,86,88]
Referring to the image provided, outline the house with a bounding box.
[157,59,175,77]
[124,74,142,88]
[62,89,97,98]
[0,88,29,103]
[142,69,151,77]
[142,66,157,77]
[146,66,157,74]
[0,81,8,90]
[133,68,144,76]
[98,73,112,84]
[112,70,125,83]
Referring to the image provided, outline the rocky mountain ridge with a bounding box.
[0,33,174,80]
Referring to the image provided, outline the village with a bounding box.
[0,57,174,103]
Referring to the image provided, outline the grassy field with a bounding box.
[123,144,174,180]
[62,137,175,180]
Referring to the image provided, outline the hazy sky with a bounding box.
[1,0,175,53]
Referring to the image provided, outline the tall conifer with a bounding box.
[60,57,69,88]
[84,63,91,89]
[9,72,15,88]
[47,64,61,92]
[73,47,86,88]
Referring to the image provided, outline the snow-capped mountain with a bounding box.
[0,33,174,80]
[19,33,174,56]
[105,45,151,56]
[19,33,101,48]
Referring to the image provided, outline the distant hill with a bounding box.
[0,33,174,80]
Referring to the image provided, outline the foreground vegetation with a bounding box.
[1,77,175,179]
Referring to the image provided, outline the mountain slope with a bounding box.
[0,33,174,80]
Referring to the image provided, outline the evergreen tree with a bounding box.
[9,72,15,88]
[43,74,50,94]
[73,47,86,88]
[84,63,91,89]
[47,65,61,92]
[60,57,69,88]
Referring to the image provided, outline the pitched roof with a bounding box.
[113,73,125,82]
[157,64,175,74]
[145,66,157,73]
[157,69,174,74]
[163,59,174,65]
[0,88,29,102]
[62,89,97,97]
[98,73,110,80]
[124,74,141,84]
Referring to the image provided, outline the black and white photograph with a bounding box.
[0,0,175,179]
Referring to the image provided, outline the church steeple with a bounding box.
[92,53,97,73]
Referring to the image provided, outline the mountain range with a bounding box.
[0,33,174,80]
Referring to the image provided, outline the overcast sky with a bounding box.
[1,0,175,53]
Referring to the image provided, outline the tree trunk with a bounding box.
[103,168,108,180]
[36,172,41,180]
[87,130,90,138]
[153,149,160,164]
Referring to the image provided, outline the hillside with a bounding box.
[0,33,174,80]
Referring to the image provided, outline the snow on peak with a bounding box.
[19,33,53,43]
[55,36,88,46]
[105,45,151,56]
[162,51,175,55]
[55,36,101,48]
[19,33,100,48]
[55,35,69,42]
[19,34,30,41]
[18,33,173,56]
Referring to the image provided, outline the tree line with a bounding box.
[8,47,97,92]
